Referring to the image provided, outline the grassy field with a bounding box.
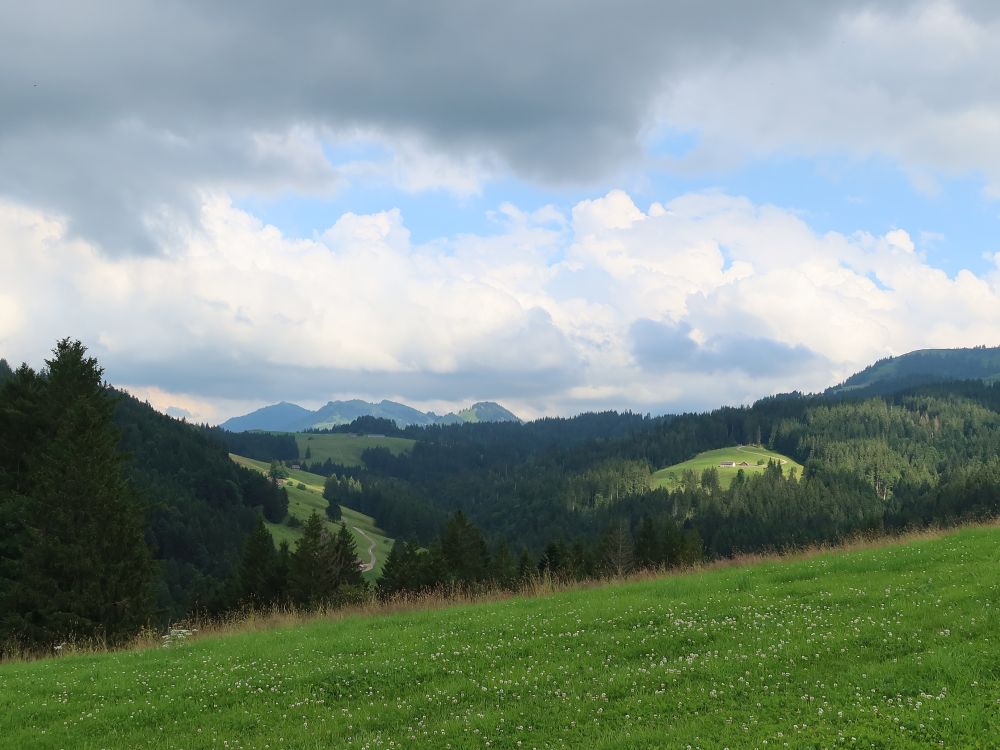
[651,445,805,490]
[294,432,415,467]
[230,454,393,579]
[3,524,1000,748]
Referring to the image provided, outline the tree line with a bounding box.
[237,513,365,609]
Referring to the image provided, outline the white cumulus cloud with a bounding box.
[2,190,1000,422]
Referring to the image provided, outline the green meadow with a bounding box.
[3,525,1000,748]
[651,445,805,490]
[230,454,393,579]
[293,432,415,466]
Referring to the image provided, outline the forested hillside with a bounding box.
[830,344,1000,394]
[0,341,291,653]
[307,380,1000,564]
[115,394,289,618]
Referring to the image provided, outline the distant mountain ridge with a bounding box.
[830,345,1000,395]
[220,399,520,432]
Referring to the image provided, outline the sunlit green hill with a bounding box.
[651,445,804,490]
[293,432,415,466]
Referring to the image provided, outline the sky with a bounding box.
[3,0,1000,424]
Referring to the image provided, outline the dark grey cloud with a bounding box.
[630,318,825,377]
[1,0,881,254]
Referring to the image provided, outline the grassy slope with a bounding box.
[651,445,805,490]
[230,455,393,579]
[4,525,1000,748]
[294,432,415,466]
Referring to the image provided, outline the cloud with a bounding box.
[630,319,825,377]
[0,196,583,420]
[165,406,193,420]
[659,1,1000,190]
[3,188,1000,422]
[5,0,963,254]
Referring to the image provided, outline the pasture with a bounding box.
[293,432,415,467]
[651,445,805,490]
[230,454,393,578]
[2,524,999,748]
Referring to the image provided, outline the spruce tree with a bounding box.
[273,540,291,601]
[538,539,568,576]
[239,517,278,605]
[323,476,343,522]
[0,365,45,647]
[331,523,365,589]
[5,340,152,648]
[490,539,516,588]
[516,550,535,583]
[287,512,331,607]
[376,540,412,598]
[440,511,489,584]
[567,538,593,580]
[633,516,661,569]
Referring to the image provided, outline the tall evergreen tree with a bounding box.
[538,538,568,577]
[633,516,661,569]
[239,517,278,605]
[273,540,291,600]
[323,478,343,522]
[331,522,365,590]
[491,539,517,588]
[440,511,489,584]
[0,365,45,644]
[376,540,414,598]
[567,539,593,580]
[514,549,534,581]
[1,340,152,649]
[287,512,332,607]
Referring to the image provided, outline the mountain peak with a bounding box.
[220,398,520,432]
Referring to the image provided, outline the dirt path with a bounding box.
[353,526,377,573]
[736,445,787,464]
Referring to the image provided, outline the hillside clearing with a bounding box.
[293,432,415,467]
[230,454,393,578]
[651,445,805,490]
[3,524,1000,747]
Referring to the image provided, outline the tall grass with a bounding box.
[3,521,998,748]
[1,520,961,666]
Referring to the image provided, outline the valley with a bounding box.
[229,454,393,579]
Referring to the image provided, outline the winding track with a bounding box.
[353,526,377,573]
